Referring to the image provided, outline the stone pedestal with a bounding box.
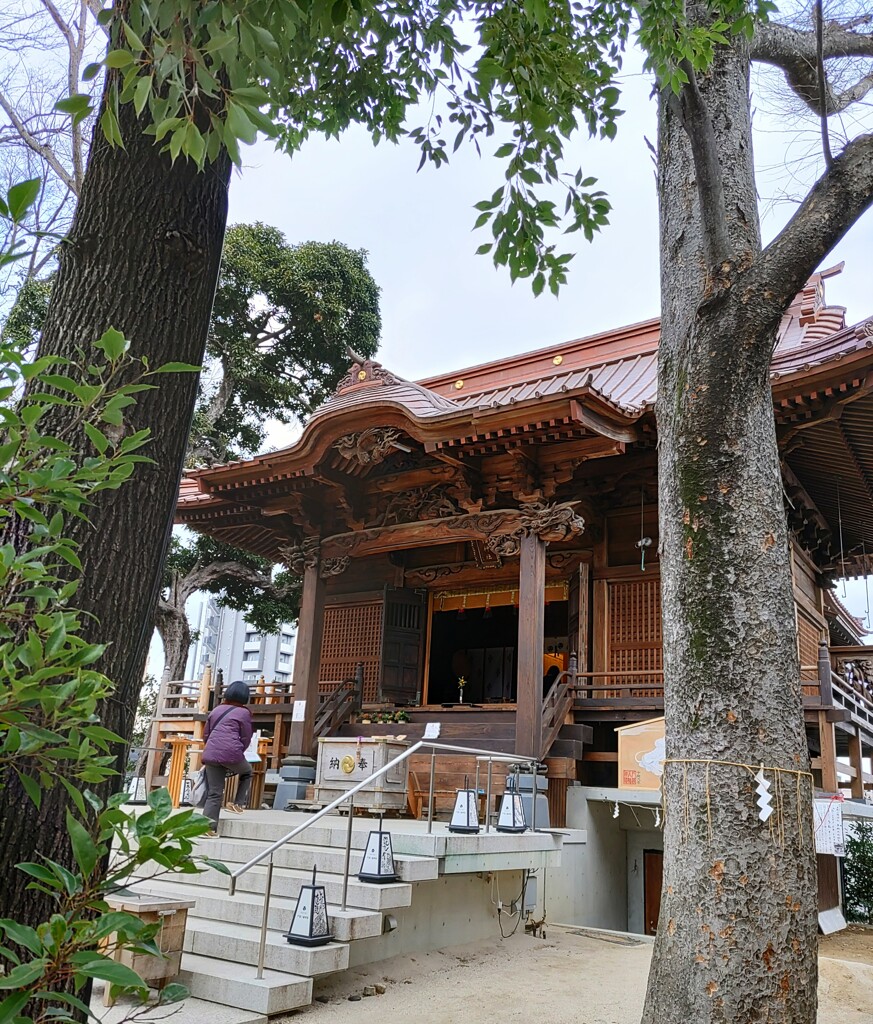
[275,756,317,809]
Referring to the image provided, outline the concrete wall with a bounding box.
[626,829,663,935]
[561,788,628,931]
[346,870,525,967]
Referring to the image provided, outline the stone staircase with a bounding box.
[131,810,563,1018]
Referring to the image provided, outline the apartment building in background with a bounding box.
[185,595,296,686]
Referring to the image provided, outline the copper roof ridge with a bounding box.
[417,316,660,389]
[455,347,655,404]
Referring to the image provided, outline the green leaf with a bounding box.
[133,75,153,117]
[76,956,147,990]
[66,811,99,876]
[7,179,41,222]
[148,787,172,818]
[0,919,42,956]
[82,62,102,81]
[0,959,48,990]
[84,422,109,455]
[18,773,42,808]
[94,327,129,361]
[105,50,135,69]
[0,991,29,1023]
[123,22,146,51]
[148,362,202,374]
[201,858,231,874]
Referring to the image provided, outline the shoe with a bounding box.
[228,803,246,814]
[203,829,219,838]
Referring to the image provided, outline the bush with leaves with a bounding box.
[844,818,873,925]
[0,181,222,1021]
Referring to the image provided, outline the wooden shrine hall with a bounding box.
[176,265,873,811]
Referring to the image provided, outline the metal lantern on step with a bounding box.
[448,776,480,834]
[496,770,527,834]
[358,815,399,883]
[285,866,333,947]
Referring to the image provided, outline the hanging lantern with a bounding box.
[358,816,399,883]
[448,778,480,834]
[285,867,333,947]
[496,773,527,833]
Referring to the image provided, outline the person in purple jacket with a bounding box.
[201,680,254,835]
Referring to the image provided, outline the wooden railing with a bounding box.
[572,670,665,704]
[313,663,364,743]
[541,655,578,760]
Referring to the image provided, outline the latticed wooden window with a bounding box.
[606,577,663,697]
[320,600,384,702]
[797,610,823,696]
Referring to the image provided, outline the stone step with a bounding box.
[133,879,383,942]
[197,835,439,882]
[133,862,413,911]
[183,916,349,976]
[177,953,312,1015]
[217,812,565,864]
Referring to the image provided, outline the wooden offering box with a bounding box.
[314,736,410,811]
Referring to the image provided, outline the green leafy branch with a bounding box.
[0,789,226,1024]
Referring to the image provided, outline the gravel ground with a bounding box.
[285,926,873,1024]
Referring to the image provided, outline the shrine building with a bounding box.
[176,264,873,850]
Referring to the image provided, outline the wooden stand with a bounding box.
[102,894,195,1005]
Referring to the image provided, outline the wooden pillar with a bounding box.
[848,727,864,799]
[516,532,546,758]
[287,561,326,758]
[818,710,838,792]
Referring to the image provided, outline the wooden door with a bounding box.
[380,587,426,704]
[644,849,663,936]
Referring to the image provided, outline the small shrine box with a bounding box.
[314,736,410,811]
[102,892,195,1001]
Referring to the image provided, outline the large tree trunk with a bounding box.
[641,38,818,1024]
[154,600,193,681]
[0,91,231,927]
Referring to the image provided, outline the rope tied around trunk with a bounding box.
[661,758,815,847]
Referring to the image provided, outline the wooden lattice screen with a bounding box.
[797,609,823,696]
[606,577,663,697]
[319,599,383,703]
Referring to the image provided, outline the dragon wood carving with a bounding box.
[485,500,586,557]
[279,537,351,578]
[334,426,405,467]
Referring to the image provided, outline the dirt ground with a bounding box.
[287,926,873,1024]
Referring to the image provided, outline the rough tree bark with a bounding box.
[642,19,873,1024]
[0,89,231,925]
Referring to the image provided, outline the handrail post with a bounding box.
[485,758,493,833]
[257,856,275,979]
[530,759,537,832]
[818,641,834,706]
[427,748,436,834]
[341,794,355,912]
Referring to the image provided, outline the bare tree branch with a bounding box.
[0,86,78,193]
[815,1,834,167]
[752,20,873,114]
[755,131,873,313]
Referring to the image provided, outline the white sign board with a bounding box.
[291,699,306,722]
[321,742,376,783]
[814,798,846,856]
[423,722,441,739]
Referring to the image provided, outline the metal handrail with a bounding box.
[226,739,540,978]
